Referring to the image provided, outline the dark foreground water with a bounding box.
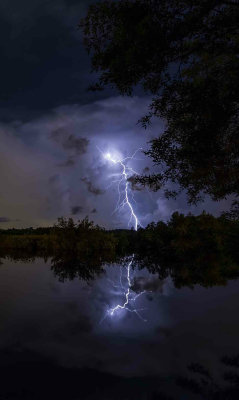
[1,256,239,399]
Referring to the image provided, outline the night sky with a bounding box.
[0,0,231,229]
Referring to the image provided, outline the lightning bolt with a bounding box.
[101,148,143,231]
[97,148,148,322]
[100,254,148,323]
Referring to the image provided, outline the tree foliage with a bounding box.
[80,0,239,203]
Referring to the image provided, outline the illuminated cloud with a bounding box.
[0,96,231,228]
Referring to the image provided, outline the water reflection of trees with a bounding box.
[0,251,109,282]
[1,249,239,289]
[50,255,105,282]
[175,355,239,399]
[135,253,239,289]
[151,355,239,399]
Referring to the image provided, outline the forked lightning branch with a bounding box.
[103,148,142,231]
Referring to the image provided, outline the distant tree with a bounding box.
[77,216,101,231]
[80,0,239,203]
[53,217,77,252]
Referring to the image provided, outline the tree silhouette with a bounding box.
[80,0,239,204]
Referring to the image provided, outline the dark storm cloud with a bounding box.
[67,317,92,335]
[49,175,59,184]
[71,206,83,215]
[0,217,11,223]
[59,158,75,168]
[62,135,89,155]
[81,177,105,196]
[52,316,92,343]
[0,0,113,122]
[154,326,172,338]
[51,127,89,156]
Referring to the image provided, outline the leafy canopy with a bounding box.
[80,0,239,204]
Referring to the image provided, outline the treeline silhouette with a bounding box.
[0,213,239,287]
[0,216,116,258]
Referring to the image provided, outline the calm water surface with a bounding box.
[0,257,239,399]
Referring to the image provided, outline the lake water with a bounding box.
[1,256,239,399]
